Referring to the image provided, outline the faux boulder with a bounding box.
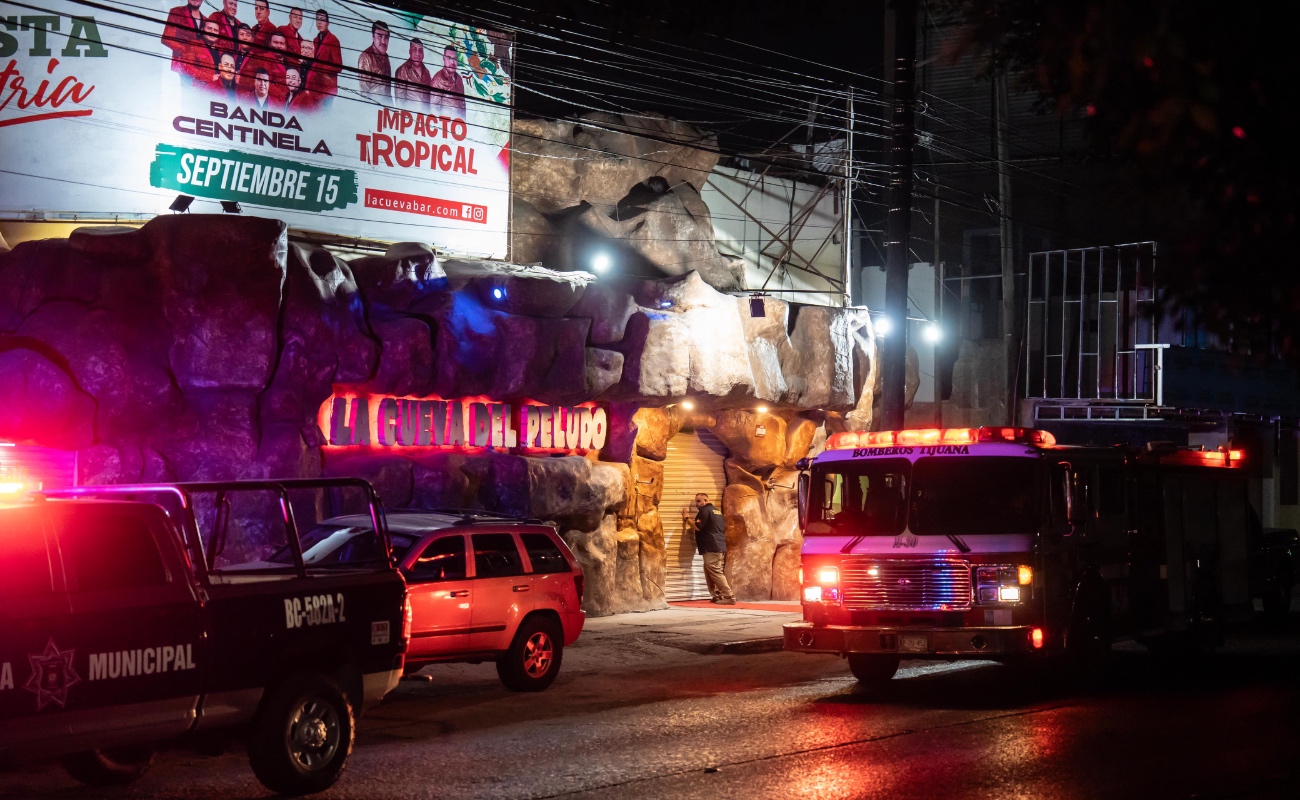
[512,113,719,215]
[564,183,744,291]
[710,409,816,601]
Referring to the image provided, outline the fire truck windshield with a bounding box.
[810,458,909,535]
[909,457,1039,535]
[808,456,1039,536]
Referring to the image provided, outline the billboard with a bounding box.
[0,0,512,256]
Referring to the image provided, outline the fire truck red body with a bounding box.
[783,426,1255,683]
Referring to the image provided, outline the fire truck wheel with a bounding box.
[62,746,156,786]
[248,672,355,796]
[847,654,900,686]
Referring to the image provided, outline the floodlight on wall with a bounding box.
[922,323,942,343]
[220,201,242,214]
[169,194,194,213]
[590,252,611,273]
[681,399,695,411]
[873,316,892,337]
[756,406,769,414]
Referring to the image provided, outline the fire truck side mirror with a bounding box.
[797,472,810,530]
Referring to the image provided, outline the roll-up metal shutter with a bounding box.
[661,429,729,602]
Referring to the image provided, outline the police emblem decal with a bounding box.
[25,639,81,710]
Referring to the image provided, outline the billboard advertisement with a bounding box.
[0,0,512,256]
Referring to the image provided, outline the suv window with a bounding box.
[409,535,467,582]
[59,506,168,592]
[521,533,570,574]
[266,524,405,568]
[472,533,524,578]
[0,507,54,597]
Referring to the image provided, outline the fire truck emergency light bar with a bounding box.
[826,427,1058,449]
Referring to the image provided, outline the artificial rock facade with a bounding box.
[0,113,895,615]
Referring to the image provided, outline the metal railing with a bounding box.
[1024,242,1159,402]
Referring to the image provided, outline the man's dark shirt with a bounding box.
[694,503,726,554]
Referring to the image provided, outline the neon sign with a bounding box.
[320,394,608,453]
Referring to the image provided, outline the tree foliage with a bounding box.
[936,0,1300,356]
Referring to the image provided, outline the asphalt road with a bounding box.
[3,620,1299,800]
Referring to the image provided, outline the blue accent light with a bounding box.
[659,300,673,309]
[492,287,506,301]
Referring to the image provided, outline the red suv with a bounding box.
[296,511,585,691]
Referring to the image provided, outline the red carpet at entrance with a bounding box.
[670,600,800,612]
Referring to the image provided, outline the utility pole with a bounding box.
[843,86,854,307]
[878,0,918,430]
[995,72,1016,424]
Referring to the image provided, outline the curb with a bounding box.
[715,637,785,655]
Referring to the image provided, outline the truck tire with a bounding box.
[248,672,354,796]
[847,654,900,687]
[62,746,155,786]
[497,616,564,692]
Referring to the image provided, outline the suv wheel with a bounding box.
[847,654,900,687]
[497,616,564,692]
[248,672,354,796]
[62,746,155,786]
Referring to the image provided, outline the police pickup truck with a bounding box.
[0,478,409,795]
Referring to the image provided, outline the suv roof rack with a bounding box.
[388,507,543,525]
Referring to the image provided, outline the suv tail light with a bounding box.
[574,573,585,603]
[401,594,413,643]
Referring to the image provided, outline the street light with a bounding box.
[590,252,611,273]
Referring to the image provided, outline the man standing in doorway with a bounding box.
[684,493,734,604]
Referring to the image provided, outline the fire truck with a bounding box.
[783,426,1261,685]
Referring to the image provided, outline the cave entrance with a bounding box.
[660,428,729,602]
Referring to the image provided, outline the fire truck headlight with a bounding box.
[803,585,823,603]
[997,585,1021,603]
[1018,565,1033,586]
[816,566,839,585]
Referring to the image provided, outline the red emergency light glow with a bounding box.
[816,566,840,585]
[826,427,1056,450]
[1151,447,1246,468]
[1031,628,1044,649]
